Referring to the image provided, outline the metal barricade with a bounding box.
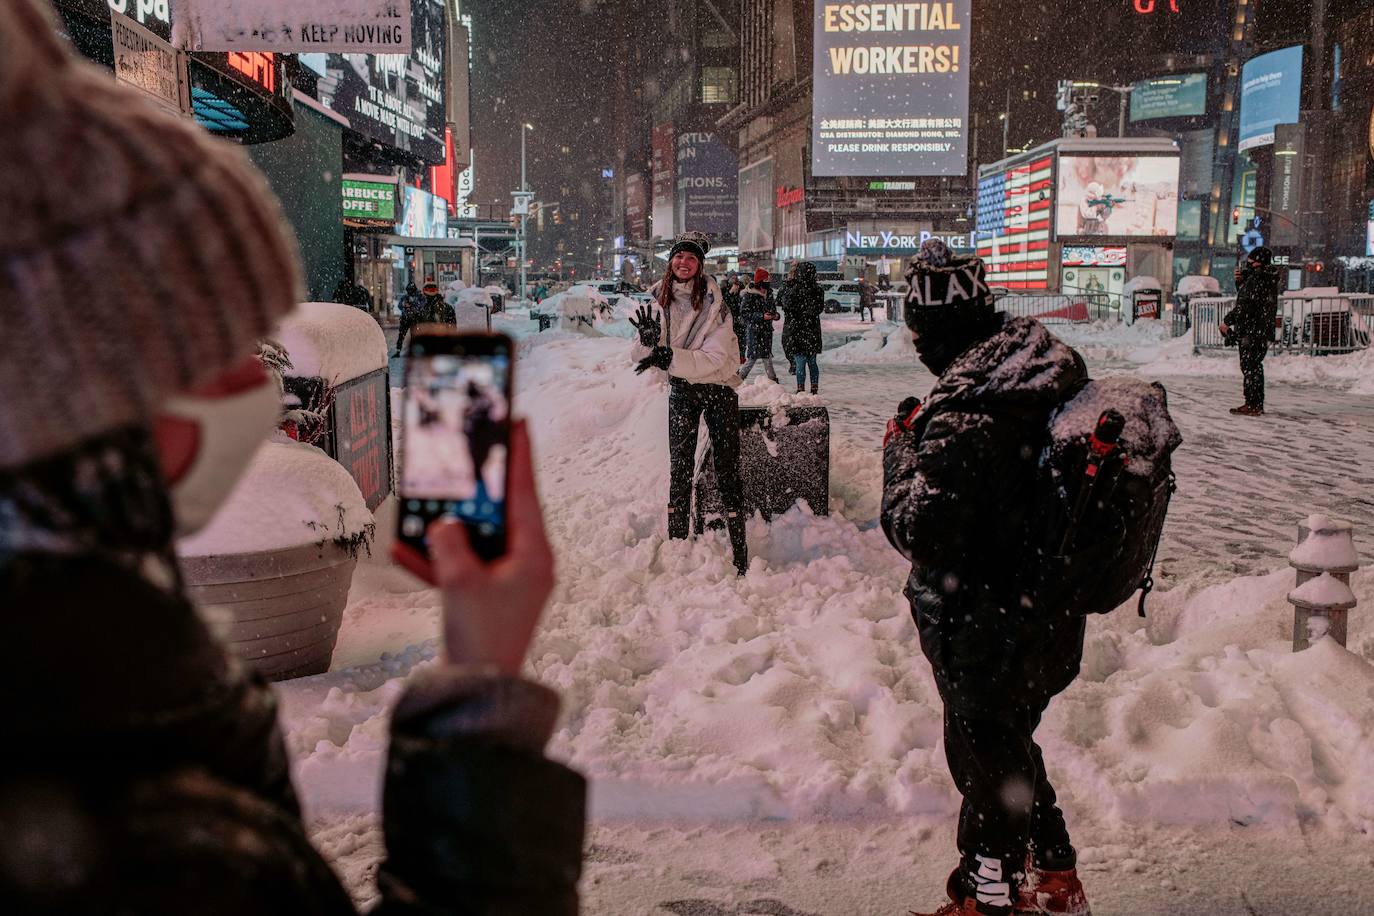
[998,288,1123,324]
[1191,294,1374,355]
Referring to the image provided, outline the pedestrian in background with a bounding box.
[721,271,747,362]
[738,269,779,382]
[393,282,428,355]
[628,232,749,574]
[858,278,878,322]
[780,261,824,394]
[1220,246,1280,416]
[779,263,799,376]
[423,280,455,324]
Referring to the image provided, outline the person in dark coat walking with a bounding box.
[422,280,455,324]
[1220,246,1280,416]
[779,261,825,394]
[629,232,749,574]
[722,271,747,361]
[858,278,878,322]
[0,4,586,909]
[883,239,1091,916]
[394,282,429,355]
[738,269,780,381]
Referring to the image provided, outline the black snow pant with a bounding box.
[1239,336,1268,410]
[945,701,1075,909]
[395,316,416,354]
[667,379,743,541]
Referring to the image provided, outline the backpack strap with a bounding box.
[1135,471,1177,617]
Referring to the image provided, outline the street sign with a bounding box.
[111,11,190,114]
[176,0,413,54]
[511,191,534,216]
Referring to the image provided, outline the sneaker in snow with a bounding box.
[911,871,1012,916]
[1016,867,1091,916]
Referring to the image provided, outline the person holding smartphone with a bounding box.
[629,232,749,574]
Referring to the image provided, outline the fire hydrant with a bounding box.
[1288,515,1360,651]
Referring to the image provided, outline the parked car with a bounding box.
[820,280,864,313]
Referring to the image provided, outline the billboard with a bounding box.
[298,0,447,163]
[675,133,738,237]
[737,159,775,253]
[1056,155,1180,237]
[625,172,649,243]
[342,175,398,225]
[1130,73,1207,121]
[396,186,448,238]
[1238,46,1303,153]
[811,1,970,176]
[975,155,1053,289]
[651,123,675,239]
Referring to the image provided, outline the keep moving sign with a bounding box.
[178,0,412,54]
[813,2,970,177]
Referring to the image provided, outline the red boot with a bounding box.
[1016,866,1091,916]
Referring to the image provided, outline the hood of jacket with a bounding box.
[926,314,1086,414]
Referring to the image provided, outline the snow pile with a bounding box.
[1176,275,1221,297]
[1123,276,1163,297]
[735,375,826,409]
[821,327,917,365]
[178,437,373,557]
[1143,338,1374,389]
[1289,572,1356,608]
[1290,517,1361,571]
[1053,318,1175,363]
[278,302,388,382]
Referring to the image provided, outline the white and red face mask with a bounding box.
[153,358,281,538]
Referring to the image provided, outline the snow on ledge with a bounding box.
[278,302,388,383]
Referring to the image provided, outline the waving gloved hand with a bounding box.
[629,305,662,348]
[634,346,673,375]
[883,396,923,447]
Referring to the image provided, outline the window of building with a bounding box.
[702,66,737,104]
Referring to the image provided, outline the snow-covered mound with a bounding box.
[278,301,388,382]
[821,327,917,364]
[178,437,373,557]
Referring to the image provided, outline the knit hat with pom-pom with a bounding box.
[0,0,304,472]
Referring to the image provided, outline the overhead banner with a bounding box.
[179,0,412,54]
[298,0,447,163]
[1238,45,1303,153]
[675,133,738,237]
[811,2,970,177]
[737,159,775,253]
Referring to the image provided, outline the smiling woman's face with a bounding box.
[671,251,700,281]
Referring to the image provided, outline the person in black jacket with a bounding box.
[737,269,780,381]
[422,280,456,324]
[883,239,1091,916]
[1220,246,1280,416]
[394,282,429,356]
[721,271,747,361]
[779,261,825,394]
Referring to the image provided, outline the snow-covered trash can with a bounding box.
[447,286,493,332]
[277,302,392,510]
[177,439,375,681]
[1289,515,1361,651]
[693,405,830,529]
[1124,275,1163,325]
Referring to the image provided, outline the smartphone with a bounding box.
[397,327,513,560]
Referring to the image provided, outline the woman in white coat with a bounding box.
[630,233,748,574]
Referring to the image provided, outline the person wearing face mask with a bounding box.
[0,2,585,911]
[1219,246,1280,416]
[883,240,1092,916]
[628,232,749,574]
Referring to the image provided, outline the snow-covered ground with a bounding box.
[286,313,1374,914]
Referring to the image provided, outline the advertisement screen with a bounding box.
[1130,73,1207,121]
[625,172,649,243]
[397,186,448,239]
[1056,155,1180,237]
[342,176,398,224]
[675,133,738,237]
[975,155,1053,290]
[299,0,446,164]
[1238,46,1303,153]
[737,159,775,253]
[811,1,970,176]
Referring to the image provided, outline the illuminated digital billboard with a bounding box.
[1130,73,1207,121]
[1056,155,1180,237]
[975,155,1053,290]
[811,2,970,176]
[1238,46,1304,153]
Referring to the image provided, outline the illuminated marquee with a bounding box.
[227,51,276,93]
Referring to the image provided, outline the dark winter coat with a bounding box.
[1,554,586,914]
[740,284,776,359]
[881,315,1089,716]
[426,292,456,324]
[1224,263,1280,341]
[778,279,824,357]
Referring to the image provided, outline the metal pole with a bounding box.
[519,125,527,305]
[1118,92,1127,138]
[1002,87,1010,156]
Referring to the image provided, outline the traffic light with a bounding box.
[1231,207,1240,226]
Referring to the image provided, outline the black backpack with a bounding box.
[1025,376,1182,617]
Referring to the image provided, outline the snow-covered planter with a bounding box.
[178,438,375,681]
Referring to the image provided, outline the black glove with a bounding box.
[634,346,673,374]
[629,305,662,348]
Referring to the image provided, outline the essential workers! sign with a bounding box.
[812,2,971,177]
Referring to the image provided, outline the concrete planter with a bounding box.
[181,541,357,681]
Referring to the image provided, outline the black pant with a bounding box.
[945,701,1075,900]
[1239,337,1268,409]
[395,316,415,353]
[668,380,742,524]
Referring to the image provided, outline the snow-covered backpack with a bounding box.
[1024,376,1181,617]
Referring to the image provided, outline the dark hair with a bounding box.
[657,260,707,312]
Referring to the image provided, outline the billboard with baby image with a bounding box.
[1055,155,1179,238]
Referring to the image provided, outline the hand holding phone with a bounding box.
[392,420,554,673]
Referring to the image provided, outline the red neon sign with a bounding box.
[227,51,277,93]
[1133,0,1181,12]
[776,185,804,208]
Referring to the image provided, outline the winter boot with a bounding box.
[909,870,1011,916]
[667,507,689,540]
[810,385,818,395]
[725,511,748,575]
[1015,867,1091,916]
[796,384,804,394]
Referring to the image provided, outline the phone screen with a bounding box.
[399,340,511,555]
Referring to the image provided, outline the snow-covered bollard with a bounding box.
[1288,515,1361,651]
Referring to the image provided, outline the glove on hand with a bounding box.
[634,346,673,374]
[883,396,923,447]
[629,305,662,347]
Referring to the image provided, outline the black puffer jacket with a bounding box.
[1224,263,1280,341]
[881,315,1089,715]
[778,270,824,357]
[3,555,585,915]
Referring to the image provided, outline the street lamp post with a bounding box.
[519,123,532,304]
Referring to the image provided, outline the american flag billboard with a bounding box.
[975,155,1054,290]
